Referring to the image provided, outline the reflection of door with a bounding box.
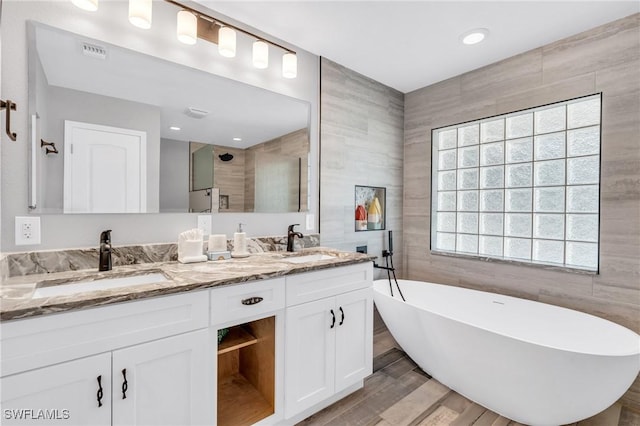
[64,121,147,213]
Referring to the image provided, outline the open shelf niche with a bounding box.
[217,317,275,426]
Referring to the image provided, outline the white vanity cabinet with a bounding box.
[0,291,210,426]
[284,263,373,419]
[1,353,112,426]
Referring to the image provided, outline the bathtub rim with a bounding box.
[373,278,640,358]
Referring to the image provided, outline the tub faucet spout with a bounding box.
[99,230,112,271]
[287,224,304,252]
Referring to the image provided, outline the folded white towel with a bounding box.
[178,229,206,264]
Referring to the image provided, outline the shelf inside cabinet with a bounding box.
[217,326,258,355]
[218,373,273,426]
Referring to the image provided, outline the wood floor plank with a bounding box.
[490,416,511,426]
[416,405,460,426]
[373,347,406,372]
[472,410,500,426]
[619,406,640,426]
[577,403,622,426]
[381,355,419,379]
[441,392,473,414]
[379,379,450,425]
[450,403,487,426]
[297,372,396,425]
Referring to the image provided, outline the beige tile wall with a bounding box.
[403,14,640,409]
[320,58,405,266]
[245,128,310,212]
[213,145,246,212]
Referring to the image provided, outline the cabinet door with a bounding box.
[335,288,373,393]
[112,330,210,426]
[284,297,336,418]
[0,353,111,426]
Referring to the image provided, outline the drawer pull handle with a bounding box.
[241,296,264,305]
[121,369,128,399]
[330,309,336,329]
[96,375,103,407]
[339,307,345,326]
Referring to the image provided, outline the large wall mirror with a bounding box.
[27,21,311,214]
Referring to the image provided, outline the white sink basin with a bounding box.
[282,254,336,264]
[32,272,169,299]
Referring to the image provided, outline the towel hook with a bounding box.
[41,139,59,155]
[0,99,17,141]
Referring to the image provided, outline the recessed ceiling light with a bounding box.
[169,126,181,131]
[461,28,489,45]
[233,137,242,141]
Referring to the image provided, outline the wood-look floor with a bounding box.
[298,310,640,426]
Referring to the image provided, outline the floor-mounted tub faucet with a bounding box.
[287,224,304,252]
[99,230,112,271]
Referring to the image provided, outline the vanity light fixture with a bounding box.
[71,0,98,12]
[72,0,298,78]
[218,26,237,58]
[177,10,198,45]
[253,40,269,69]
[129,0,152,29]
[461,28,489,45]
[282,52,297,79]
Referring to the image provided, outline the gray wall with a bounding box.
[1,0,319,252]
[320,58,404,271]
[159,138,189,212]
[404,13,640,409]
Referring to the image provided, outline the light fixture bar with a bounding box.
[163,0,295,55]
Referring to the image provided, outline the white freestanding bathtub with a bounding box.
[373,279,640,426]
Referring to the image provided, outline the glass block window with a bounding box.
[431,94,601,271]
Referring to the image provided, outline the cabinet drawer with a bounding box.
[1,291,208,377]
[286,263,373,306]
[210,278,285,325]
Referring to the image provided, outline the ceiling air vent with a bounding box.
[185,107,209,119]
[82,42,107,60]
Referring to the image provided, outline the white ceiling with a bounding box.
[196,1,640,93]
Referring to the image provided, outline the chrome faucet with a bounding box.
[99,230,112,271]
[287,224,304,252]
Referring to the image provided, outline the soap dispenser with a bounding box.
[231,223,249,258]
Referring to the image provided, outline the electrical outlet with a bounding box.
[15,216,41,245]
[197,215,212,236]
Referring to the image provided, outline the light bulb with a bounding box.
[177,10,197,45]
[129,0,152,29]
[253,40,269,69]
[218,26,236,58]
[282,52,297,79]
[71,0,98,11]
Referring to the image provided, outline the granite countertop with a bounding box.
[0,248,373,321]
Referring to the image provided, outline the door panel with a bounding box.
[112,330,209,426]
[335,288,373,392]
[0,353,111,426]
[63,120,146,213]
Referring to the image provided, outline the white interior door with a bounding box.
[64,120,147,213]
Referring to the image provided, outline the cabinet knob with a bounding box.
[241,296,264,305]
